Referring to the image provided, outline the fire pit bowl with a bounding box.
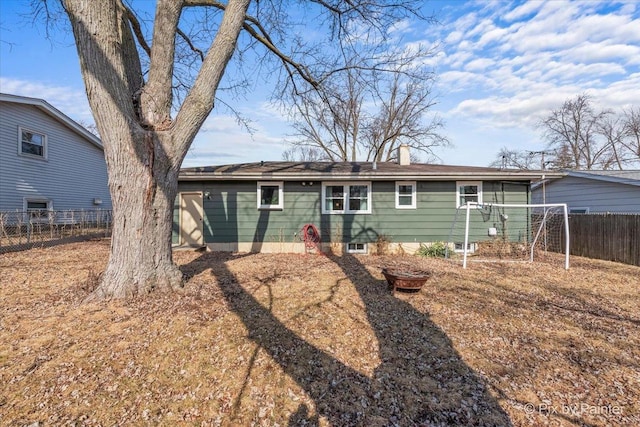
[381,267,431,294]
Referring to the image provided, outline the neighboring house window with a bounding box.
[396,181,416,209]
[257,181,283,210]
[322,182,372,214]
[19,127,48,159]
[24,199,52,222]
[456,181,482,207]
[569,207,590,214]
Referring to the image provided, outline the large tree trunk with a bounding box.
[92,131,183,299]
[63,0,250,299]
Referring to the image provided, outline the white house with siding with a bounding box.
[532,170,640,213]
[0,93,111,212]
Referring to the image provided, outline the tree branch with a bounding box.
[119,0,151,56]
[176,27,205,62]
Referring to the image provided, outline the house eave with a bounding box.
[179,171,562,182]
[0,93,103,150]
[564,170,640,187]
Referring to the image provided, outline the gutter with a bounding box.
[179,171,566,182]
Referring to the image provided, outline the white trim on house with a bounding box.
[257,181,284,210]
[0,93,102,149]
[456,181,483,207]
[346,242,368,254]
[395,181,417,209]
[23,197,53,212]
[18,126,48,160]
[321,181,372,214]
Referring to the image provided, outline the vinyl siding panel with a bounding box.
[177,179,531,248]
[0,101,111,211]
[532,176,640,213]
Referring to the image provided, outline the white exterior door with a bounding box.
[180,192,204,246]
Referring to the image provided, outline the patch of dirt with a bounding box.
[1,240,638,426]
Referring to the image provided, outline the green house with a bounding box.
[175,152,557,254]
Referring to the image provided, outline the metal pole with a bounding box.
[463,203,471,269]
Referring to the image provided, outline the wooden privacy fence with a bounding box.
[567,213,640,267]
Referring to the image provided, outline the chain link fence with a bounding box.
[0,209,112,254]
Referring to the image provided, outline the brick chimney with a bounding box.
[398,144,410,166]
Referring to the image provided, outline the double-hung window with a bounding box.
[456,181,482,207]
[257,182,284,210]
[19,127,47,159]
[395,181,416,209]
[322,182,371,214]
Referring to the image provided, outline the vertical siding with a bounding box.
[177,179,531,247]
[532,176,640,213]
[568,213,640,266]
[0,102,111,211]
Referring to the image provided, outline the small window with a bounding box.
[456,181,482,207]
[569,207,589,214]
[257,181,283,210]
[322,182,371,214]
[454,242,476,253]
[25,199,52,222]
[347,242,368,254]
[396,181,416,209]
[19,127,48,159]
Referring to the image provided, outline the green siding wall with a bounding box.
[454,182,531,243]
[175,180,531,246]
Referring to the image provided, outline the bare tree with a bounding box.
[364,73,448,162]
[493,96,639,171]
[283,47,448,162]
[597,114,627,170]
[51,0,426,299]
[540,94,612,170]
[77,120,100,138]
[286,68,365,161]
[621,107,640,165]
[489,147,538,170]
[281,145,328,162]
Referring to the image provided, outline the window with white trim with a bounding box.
[19,127,47,159]
[346,242,368,254]
[454,242,476,253]
[395,181,416,209]
[322,182,371,214]
[24,199,53,222]
[257,181,283,210]
[456,181,482,207]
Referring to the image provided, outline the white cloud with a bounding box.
[445,30,463,44]
[464,57,494,72]
[0,77,93,123]
[503,1,545,22]
[428,0,640,168]
[563,42,640,65]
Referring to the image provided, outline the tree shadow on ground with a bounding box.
[181,251,512,425]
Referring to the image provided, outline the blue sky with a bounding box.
[1,0,639,167]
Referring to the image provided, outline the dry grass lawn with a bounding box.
[0,239,638,426]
